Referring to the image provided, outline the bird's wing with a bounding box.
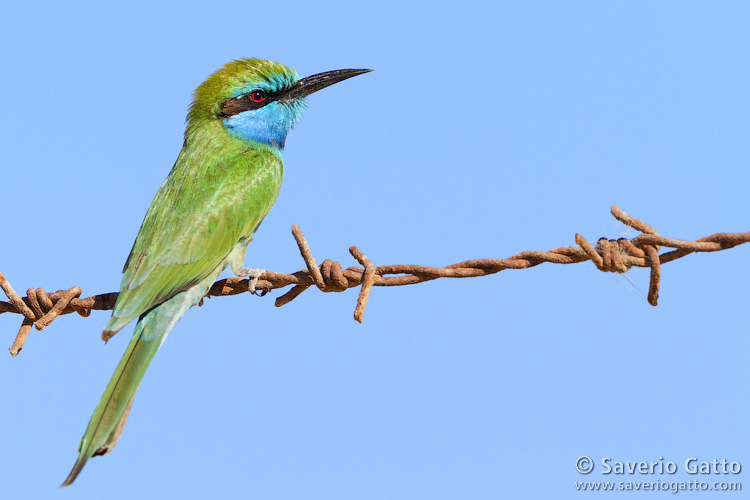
[103,147,283,336]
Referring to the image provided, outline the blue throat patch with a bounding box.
[223,99,305,150]
[222,76,307,150]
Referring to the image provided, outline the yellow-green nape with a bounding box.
[187,58,299,123]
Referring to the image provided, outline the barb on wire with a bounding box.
[2,205,748,356]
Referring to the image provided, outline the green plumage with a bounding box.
[62,58,370,487]
[105,124,283,336]
[62,60,288,487]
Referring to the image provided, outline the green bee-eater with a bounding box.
[61,58,371,486]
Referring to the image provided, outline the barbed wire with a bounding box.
[2,205,748,357]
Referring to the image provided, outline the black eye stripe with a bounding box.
[220,90,278,117]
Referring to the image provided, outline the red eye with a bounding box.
[249,90,265,102]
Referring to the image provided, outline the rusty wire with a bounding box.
[2,205,748,357]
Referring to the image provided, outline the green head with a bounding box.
[187,58,371,150]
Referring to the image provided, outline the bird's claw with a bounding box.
[237,267,266,296]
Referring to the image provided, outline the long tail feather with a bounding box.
[61,274,217,487]
[60,314,164,487]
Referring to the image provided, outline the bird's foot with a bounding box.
[236,267,267,296]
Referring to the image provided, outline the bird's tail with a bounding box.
[61,270,217,487]
[60,289,196,487]
[60,313,164,487]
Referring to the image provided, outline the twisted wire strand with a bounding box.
[2,205,748,356]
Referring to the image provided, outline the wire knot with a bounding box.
[318,259,350,292]
[595,238,635,273]
[0,274,87,356]
[575,205,663,306]
[271,225,378,323]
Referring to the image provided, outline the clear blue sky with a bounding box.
[1,1,748,498]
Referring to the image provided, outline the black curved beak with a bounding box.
[285,68,373,99]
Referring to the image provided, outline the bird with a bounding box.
[61,58,371,486]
